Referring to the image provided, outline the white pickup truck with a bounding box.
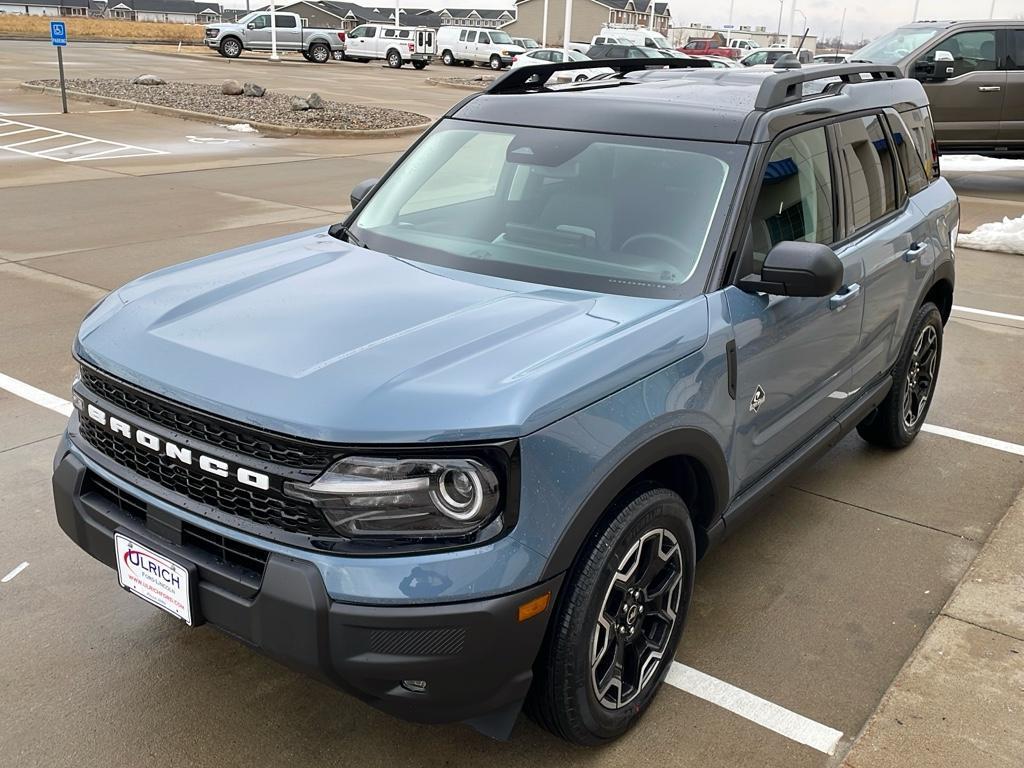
[204,11,346,63]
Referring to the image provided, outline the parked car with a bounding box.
[850,19,1024,157]
[586,43,671,60]
[437,26,525,69]
[512,37,540,50]
[342,24,434,68]
[510,48,613,81]
[204,11,345,63]
[740,47,813,66]
[698,54,743,68]
[814,53,850,64]
[678,37,756,59]
[56,56,957,747]
[594,26,672,49]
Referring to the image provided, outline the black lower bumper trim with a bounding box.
[52,445,562,733]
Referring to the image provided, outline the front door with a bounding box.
[914,28,1005,144]
[998,27,1024,144]
[727,124,865,490]
[347,25,373,58]
[244,13,271,48]
[476,31,491,62]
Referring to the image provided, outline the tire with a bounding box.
[308,42,331,63]
[574,74,588,82]
[489,54,503,70]
[857,302,943,449]
[387,49,403,68]
[528,487,696,745]
[412,61,427,70]
[301,51,313,61]
[442,50,455,66]
[219,37,242,58]
[461,59,475,67]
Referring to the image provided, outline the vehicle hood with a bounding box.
[77,230,709,444]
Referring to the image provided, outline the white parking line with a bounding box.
[952,304,1024,323]
[666,663,843,754]
[0,118,166,163]
[0,372,72,417]
[2,562,30,583]
[921,424,1024,457]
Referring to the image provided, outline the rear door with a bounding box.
[464,30,478,60]
[998,27,1024,144]
[914,28,1005,144]
[274,14,301,50]
[727,124,865,489]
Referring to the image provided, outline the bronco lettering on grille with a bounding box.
[84,403,270,491]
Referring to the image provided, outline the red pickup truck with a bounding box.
[678,37,755,59]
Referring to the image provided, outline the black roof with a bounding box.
[450,63,929,144]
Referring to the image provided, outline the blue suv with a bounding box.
[53,59,959,745]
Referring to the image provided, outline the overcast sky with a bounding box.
[230,0,1024,41]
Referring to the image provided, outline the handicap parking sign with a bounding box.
[50,21,67,46]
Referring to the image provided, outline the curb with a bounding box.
[134,45,328,66]
[0,34,202,45]
[19,83,431,139]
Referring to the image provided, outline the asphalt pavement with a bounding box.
[1,39,1022,768]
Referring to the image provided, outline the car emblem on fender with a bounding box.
[750,386,766,413]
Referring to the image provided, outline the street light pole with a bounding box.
[835,7,846,56]
[562,0,572,58]
[269,0,280,61]
[542,0,548,46]
[775,0,783,43]
[787,0,797,47]
[912,0,920,21]
[989,0,997,17]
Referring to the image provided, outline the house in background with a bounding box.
[0,0,90,15]
[270,1,513,31]
[84,0,221,21]
[503,0,667,46]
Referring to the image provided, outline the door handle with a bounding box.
[978,86,1002,92]
[903,242,928,262]
[829,283,861,312]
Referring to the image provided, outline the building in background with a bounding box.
[670,20,817,51]
[504,0,667,46]
[269,1,513,31]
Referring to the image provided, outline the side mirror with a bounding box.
[738,241,843,297]
[247,22,255,29]
[350,177,379,209]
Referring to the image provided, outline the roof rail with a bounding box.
[754,63,902,110]
[484,57,712,94]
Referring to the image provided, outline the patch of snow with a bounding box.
[959,215,1024,255]
[941,155,1024,173]
[219,123,258,133]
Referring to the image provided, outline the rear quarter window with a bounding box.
[898,106,939,180]
[886,112,930,196]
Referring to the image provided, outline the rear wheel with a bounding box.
[387,49,403,68]
[442,49,455,66]
[308,42,331,63]
[219,37,242,58]
[857,302,943,448]
[489,54,503,70]
[412,61,427,70]
[574,74,588,82]
[528,487,696,745]
[461,59,475,67]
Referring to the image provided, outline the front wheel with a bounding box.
[857,302,943,448]
[219,38,242,58]
[387,50,403,68]
[308,42,331,63]
[489,54,503,70]
[528,488,696,745]
[441,50,455,66]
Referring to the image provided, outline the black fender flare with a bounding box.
[540,427,729,580]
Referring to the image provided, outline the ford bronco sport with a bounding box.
[53,58,959,745]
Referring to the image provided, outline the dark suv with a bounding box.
[851,19,1024,157]
[53,59,958,745]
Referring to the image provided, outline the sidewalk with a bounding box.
[841,489,1024,768]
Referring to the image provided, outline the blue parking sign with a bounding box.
[51,21,67,46]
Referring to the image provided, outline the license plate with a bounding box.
[114,533,193,625]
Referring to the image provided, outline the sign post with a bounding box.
[50,21,68,114]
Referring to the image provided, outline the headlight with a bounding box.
[283,456,501,539]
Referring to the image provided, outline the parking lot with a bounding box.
[1,38,1023,768]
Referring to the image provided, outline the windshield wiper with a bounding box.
[328,222,366,248]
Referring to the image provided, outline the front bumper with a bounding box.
[52,443,562,735]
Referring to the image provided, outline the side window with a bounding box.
[364,26,377,38]
[886,113,929,196]
[399,30,410,39]
[383,29,395,38]
[627,47,647,58]
[899,106,939,180]
[466,31,477,42]
[1008,29,1024,68]
[478,32,490,44]
[275,15,296,28]
[350,26,366,38]
[918,30,997,78]
[750,127,834,263]
[459,29,467,41]
[746,51,766,65]
[835,115,899,233]
[250,14,269,29]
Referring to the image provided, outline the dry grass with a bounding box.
[0,15,205,42]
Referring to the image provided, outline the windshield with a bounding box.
[851,25,943,63]
[236,11,259,23]
[348,121,741,298]
[490,31,514,44]
[568,50,590,62]
[647,34,670,49]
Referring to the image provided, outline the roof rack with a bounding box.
[484,57,712,94]
[754,63,902,109]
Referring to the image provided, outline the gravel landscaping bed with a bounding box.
[430,74,496,89]
[27,78,430,132]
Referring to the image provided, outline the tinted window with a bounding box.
[364,26,377,38]
[466,31,477,42]
[900,106,939,180]
[744,51,766,65]
[478,32,490,43]
[1008,29,1024,68]
[835,115,899,232]
[275,14,296,28]
[919,30,997,77]
[350,26,366,37]
[459,29,467,41]
[250,14,269,28]
[383,28,396,38]
[886,113,929,195]
[751,127,834,262]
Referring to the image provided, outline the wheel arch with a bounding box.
[923,260,954,325]
[220,35,242,49]
[387,46,402,59]
[540,428,729,580]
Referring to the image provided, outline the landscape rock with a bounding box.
[221,79,243,95]
[131,74,165,86]
[290,96,310,111]
[306,92,325,109]
[242,82,265,97]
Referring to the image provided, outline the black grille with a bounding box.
[369,627,467,657]
[79,417,334,537]
[79,366,339,470]
[84,471,147,521]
